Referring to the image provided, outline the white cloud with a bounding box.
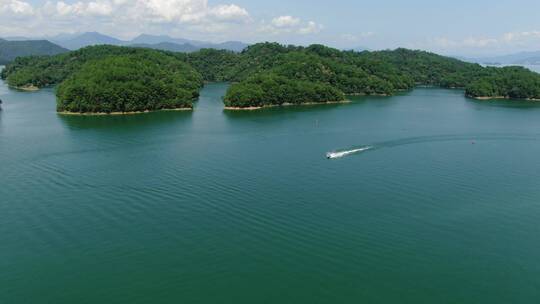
[298,21,322,34]
[0,0,324,41]
[271,15,300,28]
[50,1,112,17]
[86,1,113,16]
[143,0,205,23]
[20,0,250,24]
[125,0,251,24]
[209,4,249,22]
[261,16,323,35]
[0,0,34,15]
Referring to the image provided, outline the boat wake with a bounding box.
[326,147,372,159]
[326,133,540,160]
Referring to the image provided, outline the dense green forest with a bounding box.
[3,42,540,112]
[0,39,68,65]
[224,74,345,108]
[1,45,173,88]
[465,66,540,100]
[56,52,202,113]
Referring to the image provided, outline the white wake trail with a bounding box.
[326,146,372,159]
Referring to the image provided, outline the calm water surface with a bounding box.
[2,78,540,303]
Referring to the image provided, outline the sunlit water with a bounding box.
[2,78,540,303]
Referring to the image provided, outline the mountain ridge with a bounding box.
[49,32,249,52]
[0,39,68,65]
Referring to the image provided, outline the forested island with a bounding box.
[2,43,540,113]
[57,53,202,113]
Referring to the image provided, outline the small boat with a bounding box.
[326,147,371,159]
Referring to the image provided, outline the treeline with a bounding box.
[3,43,540,112]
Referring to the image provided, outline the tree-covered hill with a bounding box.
[57,52,203,113]
[0,45,187,89]
[3,42,540,111]
[185,49,242,82]
[224,74,345,108]
[0,39,68,65]
[465,66,540,100]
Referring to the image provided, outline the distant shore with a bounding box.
[468,95,540,101]
[224,100,350,111]
[57,107,193,115]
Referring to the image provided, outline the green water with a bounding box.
[2,80,540,303]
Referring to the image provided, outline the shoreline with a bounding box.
[13,85,40,92]
[57,107,193,116]
[224,100,350,111]
[468,95,540,102]
[347,92,391,96]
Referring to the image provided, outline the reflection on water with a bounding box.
[58,110,193,131]
[222,101,351,120]
[468,96,540,109]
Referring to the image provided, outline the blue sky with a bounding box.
[2,0,540,56]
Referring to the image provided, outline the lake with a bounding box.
[2,80,540,303]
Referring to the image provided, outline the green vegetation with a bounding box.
[185,49,241,82]
[3,42,540,112]
[56,52,202,113]
[465,66,540,100]
[224,74,344,108]
[1,45,174,88]
[0,39,68,65]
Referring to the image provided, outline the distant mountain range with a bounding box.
[0,32,249,64]
[47,32,249,52]
[460,51,540,65]
[0,39,68,65]
[53,32,124,50]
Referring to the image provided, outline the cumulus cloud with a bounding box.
[271,16,300,28]
[0,0,34,15]
[40,0,250,23]
[209,4,249,22]
[298,21,322,34]
[261,15,323,35]
[50,1,113,17]
[0,0,325,40]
